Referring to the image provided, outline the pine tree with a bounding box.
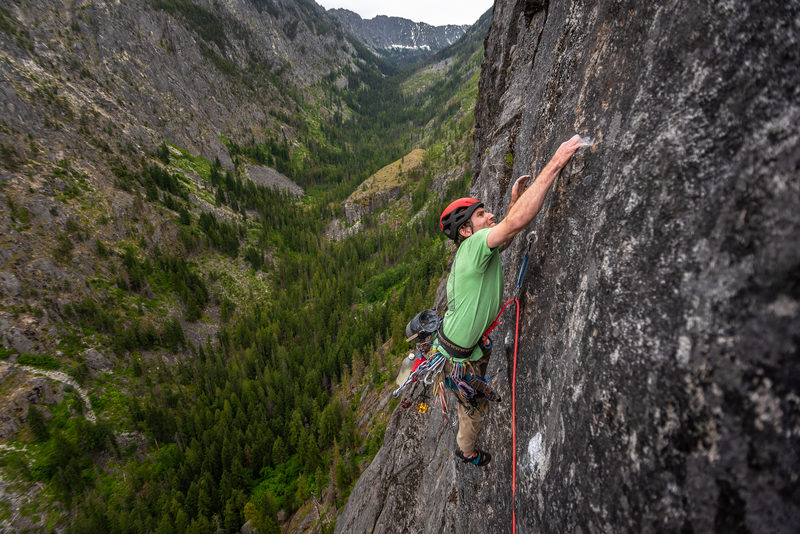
[296,475,309,503]
[352,351,364,384]
[318,403,340,448]
[243,502,262,532]
[334,455,348,501]
[27,405,49,442]
[158,142,170,164]
[272,436,288,465]
[315,466,325,498]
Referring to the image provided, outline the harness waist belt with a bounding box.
[436,323,475,360]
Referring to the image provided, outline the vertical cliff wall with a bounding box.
[337,0,800,533]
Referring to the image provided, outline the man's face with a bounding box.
[460,207,496,238]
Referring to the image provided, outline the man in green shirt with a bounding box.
[437,135,586,466]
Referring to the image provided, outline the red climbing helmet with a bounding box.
[440,198,484,241]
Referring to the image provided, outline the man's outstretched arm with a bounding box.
[487,135,586,250]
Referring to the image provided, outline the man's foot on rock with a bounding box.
[455,448,491,467]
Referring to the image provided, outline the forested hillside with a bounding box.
[0,1,491,532]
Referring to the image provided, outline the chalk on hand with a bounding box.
[580,136,594,147]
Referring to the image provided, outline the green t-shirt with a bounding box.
[436,227,504,361]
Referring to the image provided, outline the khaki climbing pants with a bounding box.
[445,350,491,457]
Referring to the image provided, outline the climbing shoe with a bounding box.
[455,448,491,467]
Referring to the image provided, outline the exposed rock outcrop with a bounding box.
[325,217,361,242]
[0,361,65,439]
[343,187,407,226]
[337,1,800,533]
[343,149,426,225]
[0,272,22,297]
[2,326,37,355]
[335,398,460,534]
[85,348,113,372]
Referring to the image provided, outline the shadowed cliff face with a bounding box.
[337,0,800,533]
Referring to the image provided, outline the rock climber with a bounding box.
[437,135,587,466]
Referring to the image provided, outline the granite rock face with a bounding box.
[335,391,462,534]
[338,0,800,533]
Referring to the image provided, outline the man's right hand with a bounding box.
[550,135,588,170]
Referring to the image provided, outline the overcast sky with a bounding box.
[315,0,494,27]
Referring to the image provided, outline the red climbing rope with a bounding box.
[483,297,521,534]
[511,298,519,534]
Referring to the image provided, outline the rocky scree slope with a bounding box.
[0,0,366,167]
[336,0,800,533]
[328,8,467,61]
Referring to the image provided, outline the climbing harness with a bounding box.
[435,323,475,360]
[393,326,499,433]
[393,312,505,438]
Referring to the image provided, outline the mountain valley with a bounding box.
[0,0,491,531]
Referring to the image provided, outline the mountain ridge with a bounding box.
[327,8,468,67]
